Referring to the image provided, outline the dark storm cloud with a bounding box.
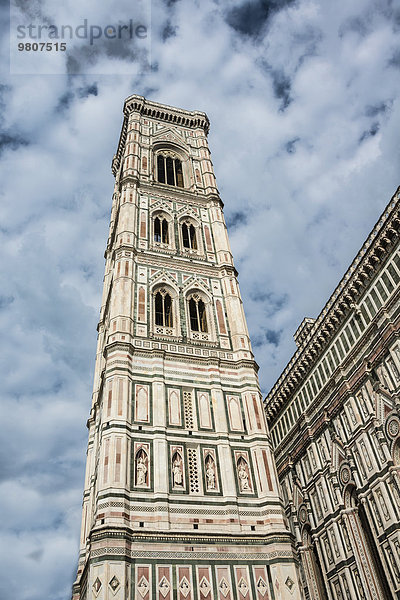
[271,69,292,110]
[365,102,389,117]
[285,137,300,153]
[256,59,293,110]
[162,21,178,41]
[265,328,282,346]
[359,122,379,143]
[224,0,295,38]
[226,210,248,229]
[389,49,400,68]
[0,132,29,153]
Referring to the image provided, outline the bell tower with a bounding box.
[72,95,302,600]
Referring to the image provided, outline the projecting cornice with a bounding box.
[264,187,400,420]
[112,95,210,176]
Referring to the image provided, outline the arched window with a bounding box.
[182,223,197,249]
[155,291,173,327]
[157,153,184,187]
[189,297,207,332]
[154,217,169,244]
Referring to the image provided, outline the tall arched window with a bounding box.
[157,153,184,187]
[155,291,173,327]
[189,297,207,332]
[154,216,169,244]
[182,223,197,249]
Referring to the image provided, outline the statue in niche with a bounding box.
[172,454,183,487]
[136,451,148,486]
[237,459,250,491]
[205,457,216,490]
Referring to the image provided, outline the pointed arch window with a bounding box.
[189,297,207,332]
[155,291,173,327]
[182,223,197,250]
[157,153,184,187]
[154,216,169,244]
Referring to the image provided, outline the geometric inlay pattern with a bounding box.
[256,577,268,597]
[219,578,230,598]
[93,577,102,594]
[178,576,191,598]
[199,577,211,597]
[159,576,171,598]
[285,577,294,592]
[109,576,120,592]
[138,576,150,598]
[238,577,249,597]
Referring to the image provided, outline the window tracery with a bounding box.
[186,291,213,342]
[152,286,179,338]
[154,216,169,244]
[156,152,184,187]
[182,223,197,250]
[189,296,207,332]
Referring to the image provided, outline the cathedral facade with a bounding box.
[264,190,400,599]
[72,96,302,600]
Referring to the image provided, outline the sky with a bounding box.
[0,0,399,598]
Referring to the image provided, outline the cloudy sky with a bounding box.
[1,0,399,598]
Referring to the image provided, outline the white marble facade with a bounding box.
[265,189,400,599]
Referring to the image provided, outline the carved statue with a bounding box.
[173,456,183,486]
[136,455,147,485]
[206,460,215,490]
[237,460,250,491]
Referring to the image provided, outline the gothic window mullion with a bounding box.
[155,291,173,329]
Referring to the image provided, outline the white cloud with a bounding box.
[1,0,400,598]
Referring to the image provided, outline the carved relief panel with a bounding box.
[202,447,221,494]
[233,450,254,495]
[170,445,186,492]
[133,442,151,490]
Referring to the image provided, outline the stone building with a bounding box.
[264,190,400,599]
[72,96,302,600]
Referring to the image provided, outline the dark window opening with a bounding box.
[189,224,197,249]
[154,217,161,242]
[182,223,197,249]
[155,291,173,327]
[176,161,183,187]
[189,297,207,332]
[157,154,165,184]
[162,219,168,243]
[166,156,174,185]
[156,154,184,188]
[154,217,169,244]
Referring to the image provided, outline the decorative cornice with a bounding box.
[89,525,292,547]
[264,187,400,420]
[112,95,210,176]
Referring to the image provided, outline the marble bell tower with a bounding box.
[72,95,302,600]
